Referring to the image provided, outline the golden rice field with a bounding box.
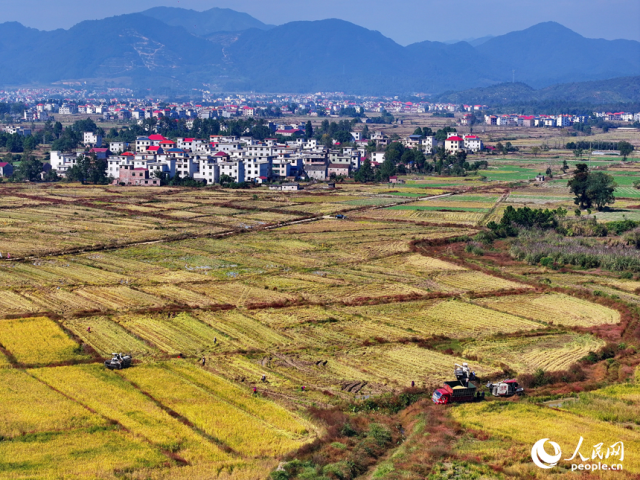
[462,333,605,373]
[474,293,621,327]
[452,402,640,473]
[0,317,89,366]
[0,185,627,479]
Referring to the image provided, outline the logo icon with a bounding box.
[532,438,562,469]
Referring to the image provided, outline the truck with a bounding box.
[486,379,524,397]
[432,380,479,404]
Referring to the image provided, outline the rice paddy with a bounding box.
[0,183,624,479]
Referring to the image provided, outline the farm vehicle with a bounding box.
[486,379,524,397]
[432,363,484,405]
[104,353,132,370]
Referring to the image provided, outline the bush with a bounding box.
[367,423,392,447]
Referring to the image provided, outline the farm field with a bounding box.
[0,184,626,479]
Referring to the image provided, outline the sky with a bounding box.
[2,0,639,44]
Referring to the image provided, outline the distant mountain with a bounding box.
[433,76,640,104]
[0,12,638,96]
[0,14,223,87]
[477,22,640,87]
[443,35,494,47]
[141,7,272,37]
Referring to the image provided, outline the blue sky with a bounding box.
[2,0,639,44]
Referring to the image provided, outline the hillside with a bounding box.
[141,7,272,36]
[433,76,640,104]
[0,10,638,94]
[477,22,640,86]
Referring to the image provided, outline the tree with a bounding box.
[568,163,592,209]
[400,149,415,167]
[219,174,234,187]
[619,141,634,161]
[414,150,426,172]
[562,160,569,173]
[545,167,552,176]
[531,146,540,157]
[361,125,370,139]
[586,171,616,211]
[354,158,375,183]
[379,156,396,181]
[574,148,583,158]
[413,127,423,137]
[304,121,313,139]
[12,155,43,182]
[65,155,109,185]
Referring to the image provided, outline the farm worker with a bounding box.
[87,327,91,333]
[301,386,306,392]
[6,253,9,259]
[411,381,415,388]
[201,357,206,366]
[252,387,257,394]
[261,375,266,382]
[214,337,217,344]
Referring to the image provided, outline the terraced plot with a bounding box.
[462,333,605,373]
[121,363,313,457]
[0,317,88,366]
[475,293,621,326]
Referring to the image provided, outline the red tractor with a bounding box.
[486,379,524,397]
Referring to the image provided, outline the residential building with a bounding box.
[305,164,328,181]
[0,162,13,177]
[463,135,483,152]
[444,136,465,154]
[118,166,160,186]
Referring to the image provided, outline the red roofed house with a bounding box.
[444,136,465,154]
[463,135,483,152]
[118,165,160,186]
[160,139,175,149]
[89,147,109,160]
[214,151,231,160]
[0,162,13,177]
[148,134,166,146]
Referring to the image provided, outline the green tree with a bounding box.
[574,148,583,158]
[568,163,592,209]
[414,150,426,172]
[412,127,423,137]
[379,156,396,181]
[12,155,43,182]
[586,171,617,211]
[562,160,569,173]
[619,141,634,161]
[304,121,313,139]
[361,124,370,139]
[65,155,109,184]
[354,158,375,183]
[531,146,540,157]
[400,149,415,166]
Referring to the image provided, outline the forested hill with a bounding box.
[0,10,638,95]
[433,77,640,105]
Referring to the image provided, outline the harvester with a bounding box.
[432,363,483,405]
[486,379,524,397]
[104,353,132,370]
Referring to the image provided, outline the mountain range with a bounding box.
[0,7,638,99]
[433,76,640,105]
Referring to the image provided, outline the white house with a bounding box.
[50,151,80,175]
[219,160,245,183]
[444,136,465,154]
[109,142,128,154]
[463,135,483,152]
[83,132,103,147]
